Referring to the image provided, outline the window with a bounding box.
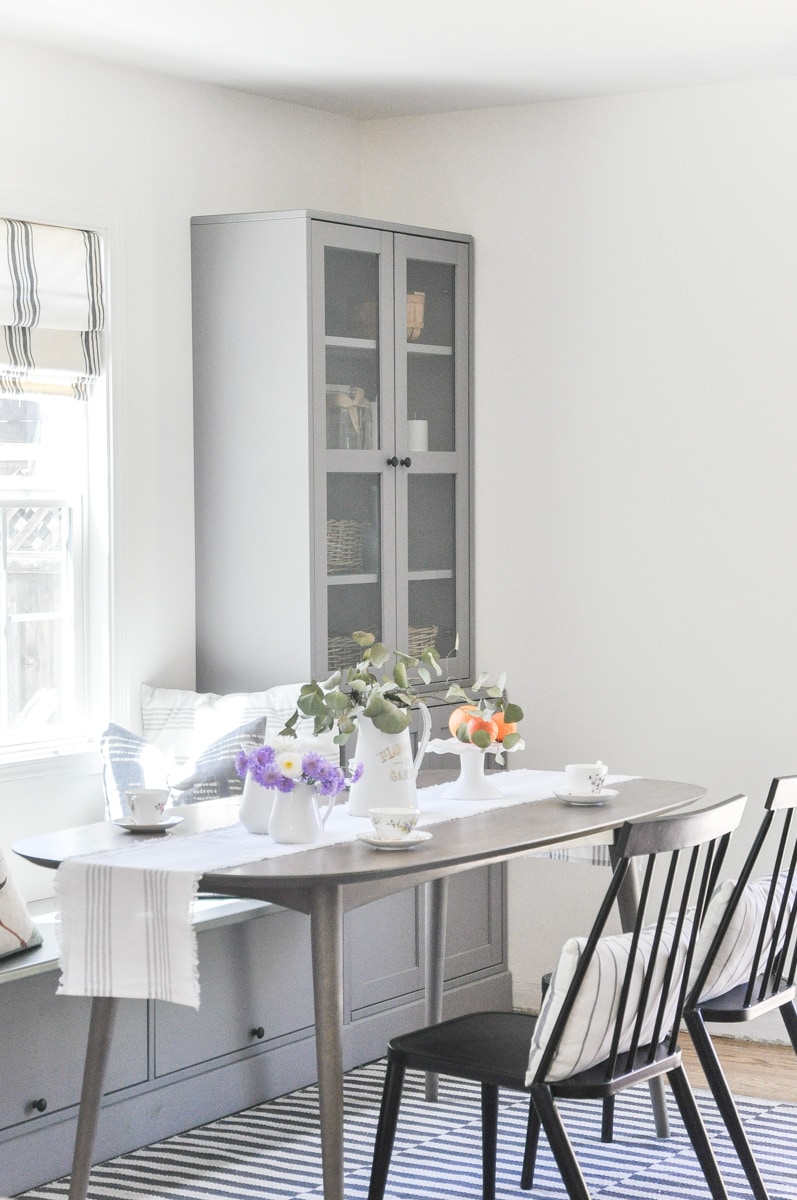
[0,219,106,756]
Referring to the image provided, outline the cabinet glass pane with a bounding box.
[405,260,455,452]
[407,474,456,659]
[324,246,380,452]
[327,473,382,670]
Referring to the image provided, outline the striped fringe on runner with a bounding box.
[16,1059,797,1199]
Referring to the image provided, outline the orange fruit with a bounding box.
[491,711,518,743]
[448,704,477,737]
[466,714,499,743]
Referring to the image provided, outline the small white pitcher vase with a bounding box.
[268,782,336,845]
[239,771,274,834]
[346,702,431,817]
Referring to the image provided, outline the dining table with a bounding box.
[13,768,707,1200]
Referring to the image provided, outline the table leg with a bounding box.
[310,883,345,1200]
[424,876,449,1101]
[610,842,671,1139]
[68,996,119,1200]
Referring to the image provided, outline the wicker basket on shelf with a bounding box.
[327,519,368,573]
[327,635,363,671]
[408,623,438,656]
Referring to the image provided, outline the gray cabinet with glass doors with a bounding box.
[191,209,472,694]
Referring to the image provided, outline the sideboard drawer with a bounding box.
[154,907,315,1076]
[0,971,147,1131]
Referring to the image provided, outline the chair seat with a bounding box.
[388,1010,537,1091]
[550,1043,681,1099]
[698,975,796,1023]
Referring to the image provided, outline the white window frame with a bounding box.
[0,197,116,782]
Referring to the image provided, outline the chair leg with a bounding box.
[684,1011,771,1200]
[481,1083,498,1200]
[368,1059,406,1200]
[520,1097,540,1190]
[780,999,797,1057]
[600,1095,615,1142]
[529,1085,591,1200]
[667,1063,730,1200]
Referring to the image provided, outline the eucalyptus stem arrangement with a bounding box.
[281,630,442,745]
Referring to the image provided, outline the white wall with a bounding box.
[360,78,797,1026]
[4,37,797,1043]
[0,37,365,897]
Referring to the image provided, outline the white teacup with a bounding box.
[126,788,169,825]
[565,762,608,796]
[368,807,420,840]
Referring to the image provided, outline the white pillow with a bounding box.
[526,912,692,1085]
[0,848,42,960]
[690,872,796,1004]
[140,682,334,764]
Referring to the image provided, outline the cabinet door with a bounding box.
[312,222,397,676]
[311,221,471,683]
[394,235,470,681]
[345,887,423,1015]
[444,864,505,981]
[0,973,146,1130]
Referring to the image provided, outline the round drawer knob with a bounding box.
[400,457,412,468]
[31,1098,48,1113]
[251,1026,265,1040]
[386,456,399,467]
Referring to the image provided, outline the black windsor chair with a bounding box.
[685,775,797,1200]
[367,793,747,1200]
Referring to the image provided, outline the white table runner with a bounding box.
[55,770,629,1008]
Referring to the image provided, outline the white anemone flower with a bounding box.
[276,750,304,779]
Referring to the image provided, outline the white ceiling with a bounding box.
[1,0,797,119]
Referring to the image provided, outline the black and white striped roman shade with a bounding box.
[0,218,105,399]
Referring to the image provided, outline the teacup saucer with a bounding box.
[553,789,618,807]
[357,830,432,851]
[114,816,183,833]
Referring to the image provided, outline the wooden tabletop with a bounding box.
[14,775,707,906]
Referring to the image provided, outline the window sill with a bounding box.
[0,740,101,784]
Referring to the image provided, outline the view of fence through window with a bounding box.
[0,392,86,743]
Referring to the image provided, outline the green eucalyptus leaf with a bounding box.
[445,684,470,703]
[353,630,375,647]
[363,691,389,718]
[350,678,367,693]
[496,672,507,692]
[393,661,408,689]
[368,642,390,668]
[320,671,342,691]
[473,672,489,691]
[455,722,471,742]
[470,728,492,750]
[504,702,524,723]
[371,701,411,734]
[326,690,351,716]
[418,666,431,684]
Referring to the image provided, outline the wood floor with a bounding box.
[680,1033,797,1103]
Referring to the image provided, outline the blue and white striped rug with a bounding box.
[17,1060,797,1199]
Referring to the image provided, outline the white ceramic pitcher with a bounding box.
[346,702,432,816]
[268,782,337,844]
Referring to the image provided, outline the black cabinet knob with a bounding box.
[386,456,399,467]
[400,457,412,468]
[31,1098,48,1113]
[251,1026,265,1040]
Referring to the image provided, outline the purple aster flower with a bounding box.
[301,752,327,781]
[349,761,364,785]
[235,749,250,779]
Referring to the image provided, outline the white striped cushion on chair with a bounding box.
[526,911,692,1085]
[689,871,796,1004]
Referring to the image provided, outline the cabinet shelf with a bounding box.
[326,337,454,357]
[327,572,379,586]
[408,569,454,581]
